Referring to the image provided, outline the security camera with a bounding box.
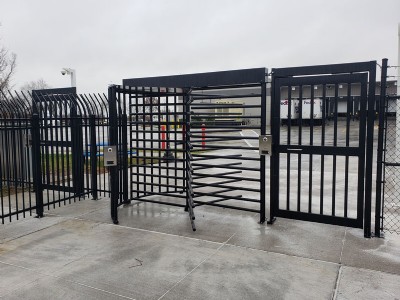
[61,70,66,75]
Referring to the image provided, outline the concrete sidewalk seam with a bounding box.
[339,228,347,264]
[0,263,46,299]
[331,265,343,300]
[74,217,225,246]
[331,228,347,299]
[0,218,67,244]
[157,233,237,300]
[45,201,109,219]
[0,260,137,300]
[225,241,340,266]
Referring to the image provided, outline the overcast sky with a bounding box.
[1,0,399,93]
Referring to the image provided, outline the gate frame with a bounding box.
[32,88,85,196]
[269,61,377,238]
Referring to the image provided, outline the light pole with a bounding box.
[61,68,76,87]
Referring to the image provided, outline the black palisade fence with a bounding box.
[0,88,110,224]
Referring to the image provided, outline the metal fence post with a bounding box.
[31,113,44,218]
[364,62,377,238]
[375,58,388,237]
[121,113,129,204]
[268,71,278,224]
[89,114,98,200]
[108,85,119,224]
[260,80,267,223]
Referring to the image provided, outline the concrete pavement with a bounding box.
[1,198,399,300]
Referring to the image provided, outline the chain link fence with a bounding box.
[381,95,400,234]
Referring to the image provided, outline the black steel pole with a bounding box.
[31,113,44,218]
[89,114,98,200]
[260,80,266,223]
[122,113,129,204]
[375,58,388,237]
[108,85,119,224]
[268,72,278,224]
[364,61,377,238]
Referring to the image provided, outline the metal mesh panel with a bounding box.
[382,97,400,233]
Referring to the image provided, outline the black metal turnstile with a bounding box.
[108,68,267,230]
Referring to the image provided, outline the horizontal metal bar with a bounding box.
[1,208,35,219]
[130,165,185,171]
[194,170,242,177]
[190,135,259,140]
[192,162,242,168]
[44,192,90,206]
[130,191,187,199]
[192,115,261,120]
[192,163,258,172]
[190,129,242,133]
[277,145,360,156]
[41,141,72,147]
[191,112,244,116]
[191,93,262,100]
[193,197,234,206]
[129,129,186,134]
[129,198,186,207]
[191,104,261,109]
[191,138,245,143]
[131,139,183,144]
[190,125,262,129]
[193,187,237,197]
[190,82,263,90]
[122,69,265,89]
[131,181,184,190]
[192,178,241,186]
[384,162,400,167]
[193,182,260,193]
[192,155,260,162]
[42,184,75,193]
[276,73,368,86]
[275,209,362,228]
[132,172,185,180]
[192,144,258,150]
[272,61,374,77]
[193,173,260,182]
[193,200,259,212]
[193,192,259,203]
[129,121,185,125]
[129,147,184,152]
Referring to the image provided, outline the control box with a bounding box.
[259,135,272,156]
[104,146,118,167]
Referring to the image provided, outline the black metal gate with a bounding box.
[108,68,267,230]
[32,89,85,198]
[270,62,377,237]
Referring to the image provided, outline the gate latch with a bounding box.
[259,135,272,156]
[104,146,118,167]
